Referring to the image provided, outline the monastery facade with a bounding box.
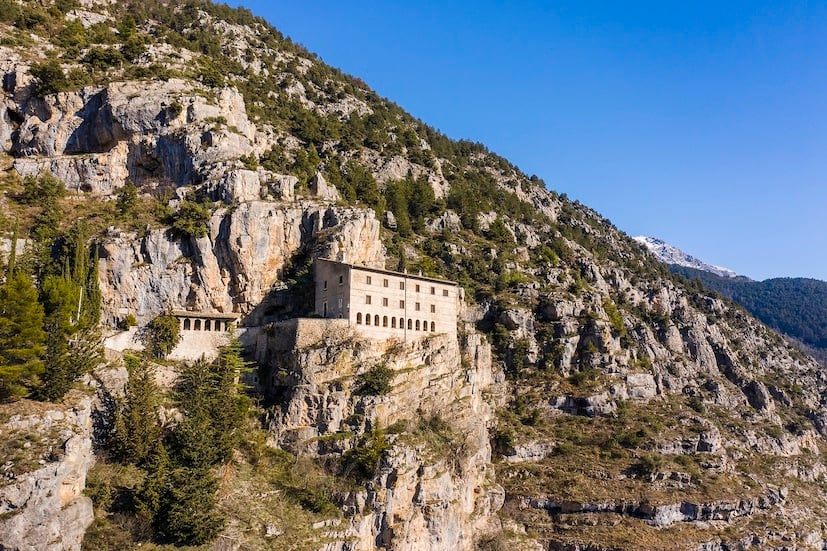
[314,259,458,342]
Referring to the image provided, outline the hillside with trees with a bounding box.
[2,1,827,549]
[671,265,827,360]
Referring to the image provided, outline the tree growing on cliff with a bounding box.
[111,355,161,465]
[29,60,69,97]
[36,229,102,401]
[156,465,223,545]
[0,272,46,401]
[169,201,211,239]
[116,180,139,217]
[210,332,251,462]
[145,312,180,358]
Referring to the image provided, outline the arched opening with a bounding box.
[415,320,420,331]
[374,314,379,326]
[357,313,363,324]
[407,319,412,330]
[194,319,201,331]
[383,316,388,327]
[183,319,191,330]
[391,317,396,328]
[204,320,211,331]
[422,319,427,331]
[365,313,371,325]
[430,321,435,332]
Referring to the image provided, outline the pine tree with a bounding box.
[171,358,220,468]
[36,232,102,401]
[157,465,223,545]
[210,331,250,463]
[111,355,161,464]
[36,274,79,401]
[0,272,46,401]
[134,439,170,538]
[145,313,180,358]
[115,180,138,217]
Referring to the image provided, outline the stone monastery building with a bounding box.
[315,259,458,342]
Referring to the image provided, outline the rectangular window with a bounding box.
[415,302,421,311]
[382,297,388,307]
[366,295,372,305]
[431,286,436,295]
[399,300,405,308]
[443,289,449,296]
[430,304,436,313]
[400,281,405,290]
[339,275,343,285]
[383,278,389,288]
[366,275,372,284]
[323,280,327,290]
[415,284,420,292]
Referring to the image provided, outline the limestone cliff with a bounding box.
[1,2,827,550]
[98,201,384,326]
[254,319,502,550]
[0,394,94,551]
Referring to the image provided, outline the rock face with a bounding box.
[3,5,827,550]
[98,201,385,326]
[255,320,502,550]
[5,78,258,194]
[0,65,387,327]
[0,394,95,551]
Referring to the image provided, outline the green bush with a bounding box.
[491,427,515,456]
[636,453,664,476]
[341,429,388,481]
[30,60,69,97]
[18,173,66,205]
[0,0,21,23]
[82,46,125,70]
[145,313,180,358]
[169,201,211,239]
[355,364,395,395]
[115,180,138,216]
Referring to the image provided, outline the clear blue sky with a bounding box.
[228,0,827,281]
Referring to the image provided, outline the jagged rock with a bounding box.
[0,395,95,551]
[498,308,534,334]
[477,211,497,231]
[539,297,578,322]
[14,142,130,195]
[743,380,775,413]
[383,210,397,229]
[215,168,261,203]
[309,171,340,201]
[626,373,658,399]
[425,210,461,233]
[98,202,385,325]
[256,320,501,549]
[503,441,556,463]
[266,174,297,201]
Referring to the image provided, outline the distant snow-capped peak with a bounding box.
[633,236,740,279]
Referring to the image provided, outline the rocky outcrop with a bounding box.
[0,394,95,551]
[255,320,503,550]
[3,76,258,194]
[98,201,385,326]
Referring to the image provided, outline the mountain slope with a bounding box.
[672,265,827,356]
[1,1,827,550]
[634,235,742,279]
